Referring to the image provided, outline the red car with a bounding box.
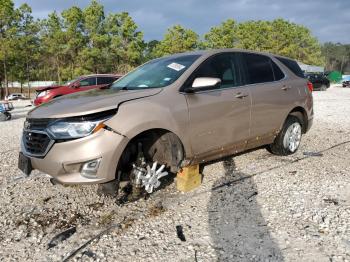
[34,74,121,106]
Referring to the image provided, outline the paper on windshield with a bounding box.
[167,62,186,71]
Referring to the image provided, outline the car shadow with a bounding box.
[208,157,284,261]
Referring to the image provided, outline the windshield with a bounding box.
[111,54,200,90]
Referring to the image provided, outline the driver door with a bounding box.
[184,53,251,161]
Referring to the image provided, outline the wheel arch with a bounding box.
[288,106,308,133]
[118,128,186,174]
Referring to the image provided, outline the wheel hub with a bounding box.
[283,122,302,152]
[132,161,169,193]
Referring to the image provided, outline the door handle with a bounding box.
[281,86,291,91]
[235,93,248,99]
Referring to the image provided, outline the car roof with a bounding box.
[163,48,296,61]
[80,74,122,78]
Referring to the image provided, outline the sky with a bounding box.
[13,0,350,44]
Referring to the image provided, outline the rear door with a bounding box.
[97,76,116,88]
[241,53,299,145]
[184,53,251,161]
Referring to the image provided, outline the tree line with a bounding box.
[0,0,345,98]
[322,43,350,73]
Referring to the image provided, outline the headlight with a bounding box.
[37,90,49,97]
[47,120,105,139]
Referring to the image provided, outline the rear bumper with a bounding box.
[22,129,129,184]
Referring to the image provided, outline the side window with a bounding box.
[243,53,275,84]
[190,53,240,89]
[275,57,304,78]
[271,60,285,81]
[80,77,96,87]
[97,77,115,85]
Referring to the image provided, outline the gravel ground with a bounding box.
[0,86,349,261]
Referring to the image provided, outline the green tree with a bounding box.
[322,42,350,73]
[143,40,159,61]
[79,0,108,74]
[203,18,324,66]
[61,6,85,78]
[40,11,66,82]
[202,19,237,49]
[1,0,329,91]
[0,0,17,97]
[13,4,40,96]
[105,12,144,73]
[153,25,199,57]
[268,19,323,65]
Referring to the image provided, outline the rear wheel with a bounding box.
[320,84,327,91]
[267,116,302,156]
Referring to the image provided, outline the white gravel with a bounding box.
[0,86,349,261]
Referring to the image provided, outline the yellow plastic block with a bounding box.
[176,165,202,192]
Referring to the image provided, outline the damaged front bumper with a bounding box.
[20,129,129,184]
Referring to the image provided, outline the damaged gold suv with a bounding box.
[18,49,313,196]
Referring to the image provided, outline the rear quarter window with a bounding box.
[275,57,304,78]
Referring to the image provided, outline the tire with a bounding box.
[320,84,327,91]
[5,112,11,120]
[267,115,302,156]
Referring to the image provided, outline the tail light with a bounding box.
[307,81,313,92]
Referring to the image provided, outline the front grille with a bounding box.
[25,118,51,131]
[23,131,53,156]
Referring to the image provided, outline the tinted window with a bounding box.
[271,60,285,81]
[190,53,241,89]
[243,53,274,84]
[80,77,96,86]
[97,77,115,85]
[275,57,304,78]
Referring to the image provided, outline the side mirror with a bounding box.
[72,82,81,88]
[185,77,221,93]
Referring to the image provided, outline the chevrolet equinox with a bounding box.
[18,49,313,196]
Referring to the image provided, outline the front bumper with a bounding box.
[21,129,129,184]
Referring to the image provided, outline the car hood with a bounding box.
[28,88,162,119]
[36,85,64,92]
